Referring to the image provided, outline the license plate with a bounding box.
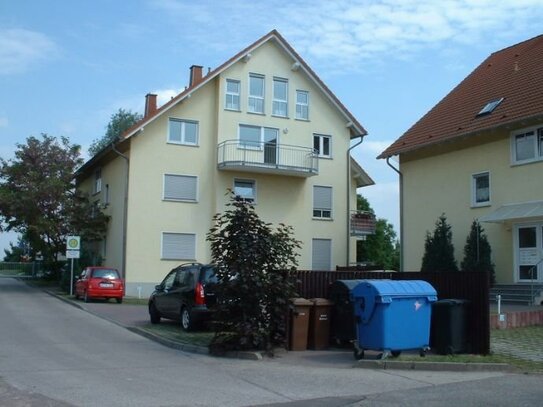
[100,283,114,288]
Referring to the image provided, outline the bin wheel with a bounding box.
[354,348,364,360]
[419,348,427,357]
[391,350,401,358]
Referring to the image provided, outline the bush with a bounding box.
[206,194,301,354]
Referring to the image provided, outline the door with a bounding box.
[154,270,179,317]
[515,224,543,282]
[263,127,278,165]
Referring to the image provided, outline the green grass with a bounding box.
[141,322,214,347]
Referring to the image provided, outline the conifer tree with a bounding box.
[461,220,495,285]
[421,214,458,272]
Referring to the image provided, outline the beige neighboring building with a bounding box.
[76,30,374,296]
[379,35,543,288]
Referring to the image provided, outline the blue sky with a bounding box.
[1,0,543,253]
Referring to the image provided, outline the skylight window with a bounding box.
[477,97,504,116]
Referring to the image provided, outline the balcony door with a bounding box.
[263,127,278,165]
[515,224,543,282]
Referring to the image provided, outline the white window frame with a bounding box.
[296,90,309,120]
[225,79,241,111]
[313,134,332,158]
[312,238,332,271]
[163,174,198,202]
[161,232,196,260]
[471,171,491,207]
[94,168,102,194]
[168,118,199,146]
[313,185,333,219]
[511,125,543,165]
[248,73,265,114]
[272,77,288,117]
[233,178,257,203]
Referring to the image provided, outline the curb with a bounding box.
[355,359,518,372]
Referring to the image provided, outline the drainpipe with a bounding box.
[112,142,129,282]
[386,157,403,272]
[347,135,365,266]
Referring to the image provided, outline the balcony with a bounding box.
[217,140,318,177]
[351,211,377,237]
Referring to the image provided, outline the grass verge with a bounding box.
[140,321,214,347]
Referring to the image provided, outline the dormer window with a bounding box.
[477,97,504,116]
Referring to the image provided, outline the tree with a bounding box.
[356,195,400,270]
[88,108,142,156]
[421,213,458,272]
[206,194,301,354]
[3,236,30,262]
[461,220,496,285]
[0,134,109,273]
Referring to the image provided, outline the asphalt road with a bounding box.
[0,278,541,407]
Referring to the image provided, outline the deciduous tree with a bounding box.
[88,108,142,156]
[0,134,109,273]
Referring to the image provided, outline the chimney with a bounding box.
[189,65,203,87]
[145,93,157,117]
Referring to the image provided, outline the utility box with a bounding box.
[289,298,312,351]
[431,299,470,354]
[351,280,437,359]
[308,298,334,350]
[329,280,366,345]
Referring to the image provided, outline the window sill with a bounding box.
[167,142,199,147]
[163,199,198,204]
[312,217,333,221]
[247,111,266,116]
[225,108,242,113]
[318,156,333,160]
[271,114,289,119]
[295,118,310,122]
[161,258,197,261]
[471,202,491,208]
[511,158,543,167]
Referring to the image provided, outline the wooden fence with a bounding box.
[291,269,490,355]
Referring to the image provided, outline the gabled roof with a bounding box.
[379,34,543,159]
[122,29,366,141]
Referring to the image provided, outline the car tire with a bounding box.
[181,307,193,331]
[116,297,123,304]
[149,303,161,324]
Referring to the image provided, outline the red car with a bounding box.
[75,267,124,303]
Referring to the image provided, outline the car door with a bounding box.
[75,269,88,296]
[153,270,178,317]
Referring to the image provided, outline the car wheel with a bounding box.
[116,297,123,304]
[84,291,90,303]
[181,307,193,331]
[149,303,161,324]
[74,291,80,300]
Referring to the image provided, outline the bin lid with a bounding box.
[330,279,366,291]
[310,298,334,306]
[351,280,437,301]
[290,298,313,306]
[433,298,470,307]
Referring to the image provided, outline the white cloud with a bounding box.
[0,28,59,75]
[0,117,8,128]
[148,0,543,72]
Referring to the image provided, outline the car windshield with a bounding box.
[92,269,120,279]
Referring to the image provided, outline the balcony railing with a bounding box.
[217,140,318,177]
[351,211,377,236]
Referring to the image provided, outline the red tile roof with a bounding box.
[379,34,543,159]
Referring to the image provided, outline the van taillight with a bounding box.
[195,282,205,305]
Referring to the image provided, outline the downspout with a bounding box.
[347,135,365,266]
[386,157,403,272]
[112,142,129,282]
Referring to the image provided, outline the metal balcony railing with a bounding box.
[217,140,318,177]
[351,211,377,236]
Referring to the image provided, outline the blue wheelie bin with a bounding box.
[351,280,437,359]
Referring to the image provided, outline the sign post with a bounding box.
[66,236,81,296]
